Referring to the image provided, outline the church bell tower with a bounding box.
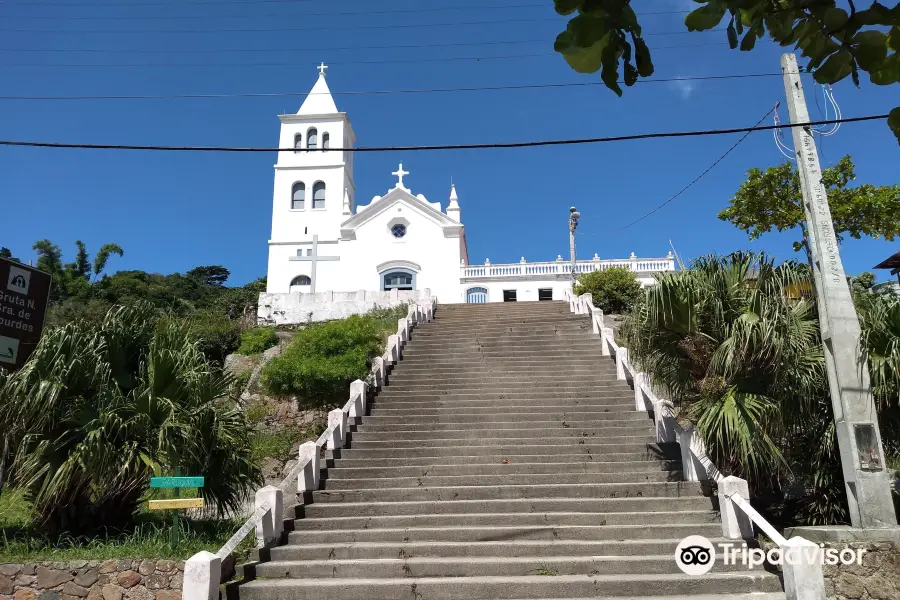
[266,64,357,293]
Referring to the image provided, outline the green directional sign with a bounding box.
[150,476,205,489]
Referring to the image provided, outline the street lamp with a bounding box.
[569,207,580,283]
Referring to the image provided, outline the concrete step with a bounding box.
[350,427,653,442]
[375,389,632,399]
[322,471,681,490]
[238,572,782,599]
[392,363,611,372]
[376,384,631,394]
[401,347,606,358]
[311,482,706,503]
[334,443,674,459]
[355,418,650,432]
[367,406,637,418]
[385,375,619,386]
[256,553,747,579]
[326,460,680,479]
[389,366,613,376]
[292,510,717,530]
[410,333,595,342]
[270,538,703,561]
[369,400,638,411]
[331,452,679,468]
[302,496,716,519]
[286,522,723,544]
[349,436,653,450]
[362,410,645,424]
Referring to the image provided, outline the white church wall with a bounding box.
[258,289,431,325]
[323,201,463,303]
[461,279,572,303]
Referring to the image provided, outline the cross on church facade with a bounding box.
[317,62,328,75]
[288,235,339,294]
[392,163,409,189]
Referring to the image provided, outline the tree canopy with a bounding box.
[718,155,900,254]
[552,0,900,142]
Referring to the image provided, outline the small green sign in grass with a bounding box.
[150,476,205,489]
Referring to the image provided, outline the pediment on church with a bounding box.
[340,187,463,240]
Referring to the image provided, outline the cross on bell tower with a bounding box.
[317,62,328,76]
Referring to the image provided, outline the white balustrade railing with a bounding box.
[564,290,826,600]
[462,257,675,279]
[184,298,437,600]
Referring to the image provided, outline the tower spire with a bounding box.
[447,183,461,222]
[297,63,338,115]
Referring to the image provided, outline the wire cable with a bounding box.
[0,18,723,35]
[0,72,783,101]
[4,5,691,21]
[0,114,885,154]
[577,105,782,236]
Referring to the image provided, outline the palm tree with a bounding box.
[622,251,898,525]
[0,303,261,534]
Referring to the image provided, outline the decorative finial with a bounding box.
[520,257,526,264]
[317,62,328,76]
[593,253,600,261]
[630,252,637,259]
[392,163,410,189]
[485,258,491,265]
[667,250,674,258]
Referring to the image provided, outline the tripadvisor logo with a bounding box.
[675,535,868,575]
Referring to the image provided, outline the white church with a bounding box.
[258,65,676,324]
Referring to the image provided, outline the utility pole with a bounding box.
[569,206,580,284]
[782,53,897,529]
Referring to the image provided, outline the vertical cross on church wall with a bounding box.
[288,235,340,294]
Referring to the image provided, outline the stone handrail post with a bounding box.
[615,348,628,380]
[297,441,319,492]
[184,552,221,600]
[326,408,346,450]
[719,476,755,540]
[254,486,283,547]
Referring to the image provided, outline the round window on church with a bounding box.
[391,224,407,238]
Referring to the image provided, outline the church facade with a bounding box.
[260,66,675,324]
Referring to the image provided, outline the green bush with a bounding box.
[574,267,643,314]
[237,327,279,355]
[0,303,260,535]
[261,308,405,407]
[186,309,242,365]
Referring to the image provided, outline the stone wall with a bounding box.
[823,542,900,600]
[0,558,225,600]
[257,289,429,325]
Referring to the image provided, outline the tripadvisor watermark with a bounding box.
[675,535,866,576]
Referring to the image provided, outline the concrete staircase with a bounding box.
[240,301,784,600]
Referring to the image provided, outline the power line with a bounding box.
[579,106,778,236]
[0,27,714,56]
[3,5,690,21]
[0,73,783,102]
[0,115,886,154]
[2,0,319,5]
[0,41,729,69]
[0,38,550,54]
[0,16,716,35]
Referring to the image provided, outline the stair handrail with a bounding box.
[183,297,437,600]
[563,290,825,600]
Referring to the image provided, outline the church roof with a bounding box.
[340,186,463,239]
[297,66,339,116]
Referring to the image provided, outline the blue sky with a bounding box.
[1,0,898,286]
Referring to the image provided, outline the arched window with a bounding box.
[382,270,414,291]
[289,275,311,293]
[307,128,318,150]
[293,134,302,152]
[291,182,305,210]
[312,181,326,209]
[322,132,330,151]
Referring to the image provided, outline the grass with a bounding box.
[245,400,275,424]
[0,489,253,562]
[250,418,327,465]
